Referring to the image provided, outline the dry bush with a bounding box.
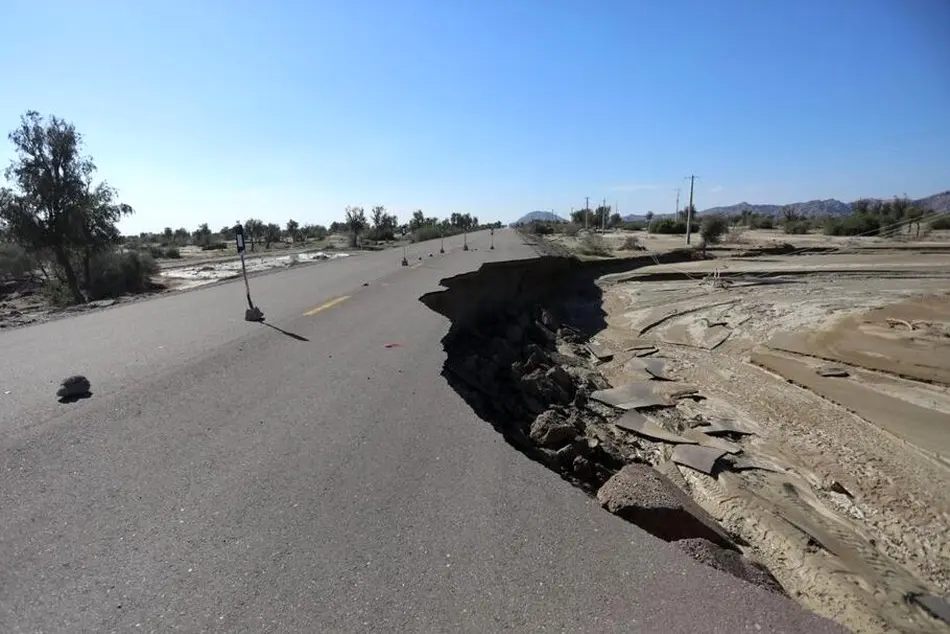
[577,233,610,256]
[726,227,749,244]
[618,235,644,251]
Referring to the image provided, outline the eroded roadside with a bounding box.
[420,237,950,634]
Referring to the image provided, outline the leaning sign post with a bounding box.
[235,223,265,322]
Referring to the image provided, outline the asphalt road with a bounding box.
[0,229,845,633]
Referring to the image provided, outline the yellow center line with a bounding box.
[303,295,351,316]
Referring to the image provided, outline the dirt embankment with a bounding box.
[420,244,950,634]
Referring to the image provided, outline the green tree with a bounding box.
[192,223,212,247]
[286,219,299,242]
[264,222,281,248]
[409,210,426,231]
[345,206,367,247]
[699,215,729,252]
[244,218,264,251]
[593,205,611,228]
[301,223,327,240]
[644,211,654,222]
[173,227,190,245]
[0,111,133,304]
[570,208,591,225]
[370,205,386,231]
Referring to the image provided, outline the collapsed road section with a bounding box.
[420,245,950,634]
[419,251,784,589]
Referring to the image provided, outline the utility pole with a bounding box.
[675,188,681,217]
[584,196,590,230]
[685,175,698,245]
[601,198,607,232]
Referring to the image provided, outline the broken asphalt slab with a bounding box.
[590,383,672,410]
[612,411,698,445]
[597,463,737,550]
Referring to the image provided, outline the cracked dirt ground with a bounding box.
[593,250,950,633]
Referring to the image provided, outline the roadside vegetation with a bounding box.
[0,111,504,311]
[0,111,157,306]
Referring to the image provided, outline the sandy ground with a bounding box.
[588,244,950,633]
[155,233,356,268]
[158,249,351,291]
[547,227,950,259]
[0,249,353,330]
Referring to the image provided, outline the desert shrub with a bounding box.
[42,279,76,306]
[577,233,610,256]
[823,213,881,236]
[201,242,228,251]
[618,221,646,231]
[164,246,181,258]
[648,218,698,234]
[930,216,950,230]
[748,216,775,230]
[0,243,36,279]
[700,215,729,246]
[84,250,159,300]
[149,246,164,259]
[783,219,811,234]
[410,226,442,242]
[527,221,556,235]
[410,225,463,243]
[618,235,643,251]
[562,222,580,237]
[366,227,396,242]
[726,227,748,244]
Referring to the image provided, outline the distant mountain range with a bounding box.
[698,190,949,219]
[515,190,949,226]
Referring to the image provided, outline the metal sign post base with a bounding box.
[235,223,265,322]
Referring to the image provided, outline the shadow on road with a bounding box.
[261,322,310,342]
[58,392,93,404]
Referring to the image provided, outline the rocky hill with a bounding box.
[511,210,567,226]
[699,199,851,218]
[917,190,950,214]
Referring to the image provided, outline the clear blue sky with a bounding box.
[1,0,948,233]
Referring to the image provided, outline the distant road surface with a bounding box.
[0,230,844,632]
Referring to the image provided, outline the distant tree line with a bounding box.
[729,197,940,237]
[520,195,947,241]
[327,206,501,247]
[0,111,507,306]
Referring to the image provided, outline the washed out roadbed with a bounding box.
[423,233,950,634]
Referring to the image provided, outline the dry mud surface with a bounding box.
[595,248,950,633]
